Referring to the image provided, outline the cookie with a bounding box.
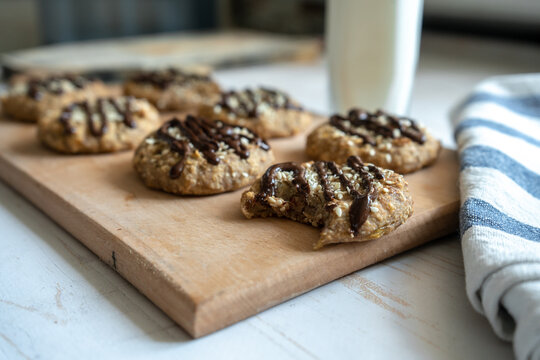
[38,96,160,154]
[306,108,441,174]
[1,74,110,122]
[198,87,312,139]
[133,115,274,195]
[123,68,221,112]
[241,156,413,249]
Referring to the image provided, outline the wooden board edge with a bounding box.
[190,201,460,337]
[0,153,199,336]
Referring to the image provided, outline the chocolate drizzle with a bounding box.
[217,88,303,118]
[58,97,136,137]
[330,108,426,144]
[131,68,211,89]
[314,161,335,207]
[110,97,135,128]
[256,163,310,202]
[258,156,385,236]
[26,75,89,100]
[343,156,384,235]
[154,116,270,179]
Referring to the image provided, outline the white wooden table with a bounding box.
[2,33,539,360]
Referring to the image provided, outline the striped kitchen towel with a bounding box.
[452,74,540,360]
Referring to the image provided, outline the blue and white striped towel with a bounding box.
[452,74,540,360]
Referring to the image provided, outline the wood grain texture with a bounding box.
[0,116,459,337]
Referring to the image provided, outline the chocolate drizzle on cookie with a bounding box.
[330,108,426,144]
[155,116,270,179]
[256,163,310,202]
[131,68,212,89]
[258,156,384,236]
[26,75,90,100]
[216,88,303,118]
[58,97,136,137]
[314,161,336,207]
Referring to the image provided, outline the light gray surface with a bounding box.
[2,33,539,359]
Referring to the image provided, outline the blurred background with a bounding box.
[1,0,540,52]
[1,0,539,60]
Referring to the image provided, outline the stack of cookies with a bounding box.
[1,66,441,249]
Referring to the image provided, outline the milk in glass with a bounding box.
[326,0,423,115]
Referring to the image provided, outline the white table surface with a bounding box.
[2,33,539,360]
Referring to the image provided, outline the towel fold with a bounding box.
[452,74,540,360]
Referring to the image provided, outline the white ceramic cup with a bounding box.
[326,0,423,115]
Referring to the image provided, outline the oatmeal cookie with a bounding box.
[306,108,441,174]
[241,156,413,249]
[133,115,274,195]
[38,96,160,154]
[198,87,312,139]
[123,68,221,112]
[2,74,110,122]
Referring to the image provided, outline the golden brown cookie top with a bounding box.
[129,68,214,89]
[144,116,271,179]
[253,156,398,237]
[9,74,96,100]
[56,96,147,137]
[329,108,426,146]
[213,87,303,119]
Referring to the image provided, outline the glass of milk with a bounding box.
[326,0,423,115]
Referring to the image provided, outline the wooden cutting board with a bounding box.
[0,116,459,337]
